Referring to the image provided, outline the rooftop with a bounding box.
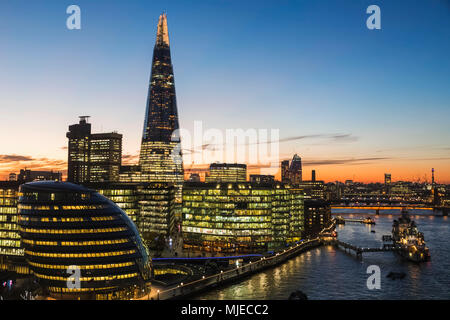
[20,181,93,193]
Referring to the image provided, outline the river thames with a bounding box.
[194,213,450,300]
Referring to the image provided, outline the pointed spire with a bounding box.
[156,13,170,47]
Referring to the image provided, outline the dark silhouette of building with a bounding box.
[67,116,122,183]
[289,154,302,184]
[304,199,331,238]
[16,169,62,183]
[138,14,183,203]
[188,173,201,182]
[281,160,290,183]
[280,154,302,184]
[250,174,275,184]
[18,181,151,300]
[385,173,392,194]
[312,170,316,182]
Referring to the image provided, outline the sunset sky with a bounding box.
[1,0,449,183]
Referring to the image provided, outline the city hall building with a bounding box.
[18,181,152,300]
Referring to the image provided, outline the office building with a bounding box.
[17,169,62,183]
[85,182,176,246]
[384,173,392,194]
[18,181,151,300]
[304,199,331,238]
[205,163,247,183]
[385,173,391,185]
[281,154,302,185]
[289,154,302,184]
[281,160,290,183]
[182,182,304,253]
[250,175,275,184]
[0,182,28,275]
[67,116,122,183]
[298,180,325,200]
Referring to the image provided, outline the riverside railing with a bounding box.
[151,238,320,300]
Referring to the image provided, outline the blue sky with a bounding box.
[0,0,449,182]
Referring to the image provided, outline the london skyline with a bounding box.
[1,0,450,183]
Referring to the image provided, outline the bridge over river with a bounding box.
[331,205,448,216]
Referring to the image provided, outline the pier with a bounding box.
[335,216,375,225]
[331,239,397,258]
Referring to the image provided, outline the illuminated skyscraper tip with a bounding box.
[156,13,170,47]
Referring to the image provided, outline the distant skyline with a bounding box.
[1,0,449,183]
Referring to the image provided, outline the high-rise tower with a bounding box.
[67,116,122,183]
[289,154,302,184]
[139,14,184,203]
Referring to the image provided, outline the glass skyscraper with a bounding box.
[139,14,184,204]
[281,154,302,185]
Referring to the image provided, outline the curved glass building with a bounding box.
[17,181,151,300]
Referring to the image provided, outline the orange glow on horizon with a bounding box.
[1,156,449,184]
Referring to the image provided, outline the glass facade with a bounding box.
[18,181,151,300]
[182,182,304,253]
[205,163,247,183]
[138,14,184,206]
[67,117,122,183]
[281,154,302,185]
[86,182,176,246]
[304,199,331,238]
[298,181,325,200]
[0,182,23,257]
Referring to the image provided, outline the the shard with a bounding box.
[139,13,184,203]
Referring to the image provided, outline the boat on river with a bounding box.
[392,213,430,262]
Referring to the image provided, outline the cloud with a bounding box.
[183,157,390,173]
[0,154,34,162]
[0,155,67,180]
[276,135,325,143]
[331,134,358,142]
[182,144,212,155]
[250,133,358,145]
[302,157,391,166]
[122,153,140,165]
[181,133,358,153]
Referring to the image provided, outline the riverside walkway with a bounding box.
[140,238,321,300]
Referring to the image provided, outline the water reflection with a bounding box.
[194,215,450,300]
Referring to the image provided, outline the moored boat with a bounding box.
[392,213,430,262]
